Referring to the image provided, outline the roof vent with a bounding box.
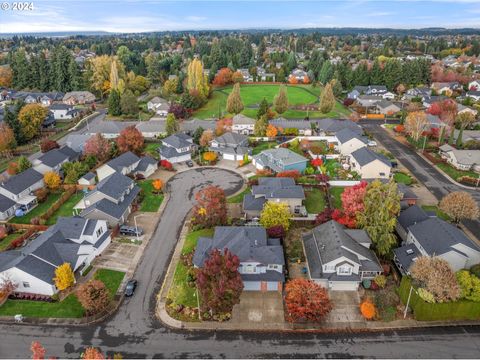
[406,249,414,255]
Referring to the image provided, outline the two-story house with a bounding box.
[394,205,480,274]
[49,104,79,121]
[242,177,305,219]
[158,133,194,163]
[0,216,111,297]
[0,168,44,218]
[74,172,140,226]
[349,147,392,179]
[232,114,256,135]
[302,220,383,291]
[33,146,79,175]
[365,85,395,100]
[96,151,141,181]
[209,132,250,161]
[335,128,368,155]
[193,226,285,291]
[253,148,308,173]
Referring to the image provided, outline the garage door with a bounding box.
[266,281,280,291]
[243,281,261,291]
[329,281,358,291]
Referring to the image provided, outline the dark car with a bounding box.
[119,225,143,237]
[186,160,194,167]
[125,280,137,297]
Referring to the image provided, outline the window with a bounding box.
[243,264,256,273]
[96,227,103,237]
[337,266,352,275]
[22,282,30,288]
[268,264,279,270]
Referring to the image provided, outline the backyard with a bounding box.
[144,142,160,159]
[46,192,84,225]
[193,84,350,119]
[138,180,164,212]
[329,186,344,209]
[304,188,327,214]
[0,232,24,252]
[9,191,64,224]
[251,141,277,156]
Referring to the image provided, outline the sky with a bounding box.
[0,0,479,34]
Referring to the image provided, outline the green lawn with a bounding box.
[138,180,164,212]
[437,163,479,182]
[0,232,24,252]
[168,229,214,308]
[251,141,277,155]
[144,142,160,159]
[193,84,350,119]
[46,192,84,225]
[304,188,327,214]
[227,186,251,204]
[9,191,64,224]
[330,186,344,209]
[393,172,413,186]
[421,205,451,221]
[94,269,126,299]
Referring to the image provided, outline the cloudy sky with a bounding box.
[0,0,479,34]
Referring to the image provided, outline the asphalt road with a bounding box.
[1,168,480,358]
[363,124,480,241]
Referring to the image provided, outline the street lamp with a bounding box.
[133,214,146,242]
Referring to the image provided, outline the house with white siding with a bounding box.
[33,146,79,175]
[96,151,141,181]
[439,144,480,172]
[349,147,392,179]
[158,133,194,163]
[335,128,368,155]
[232,114,255,135]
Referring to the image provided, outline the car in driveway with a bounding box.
[367,140,377,147]
[125,279,137,297]
[119,225,143,237]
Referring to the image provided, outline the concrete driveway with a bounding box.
[230,291,285,329]
[94,242,140,274]
[325,291,365,326]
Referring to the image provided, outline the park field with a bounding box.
[193,84,350,120]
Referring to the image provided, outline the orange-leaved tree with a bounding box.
[360,299,376,320]
[152,179,163,192]
[203,151,217,162]
[266,124,278,138]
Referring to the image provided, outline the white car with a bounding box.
[367,140,377,147]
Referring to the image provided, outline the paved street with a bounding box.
[1,167,480,358]
[363,124,480,241]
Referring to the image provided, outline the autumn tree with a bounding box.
[196,248,243,316]
[40,139,59,153]
[405,111,429,142]
[84,133,111,162]
[54,263,75,291]
[199,129,214,147]
[17,156,32,172]
[439,191,479,223]
[410,256,461,302]
[76,279,111,315]
[165,113,179,136]
[117,125,144,155]
[0,123,16,154]
[254,114,268,136]
[284,279,333,323]
[357,180,401,257]
[260,202,291,231]
[82,347,105,360]
[212,67,233,86]
[226,83,244,114]
[266,124,278,138]
[319,82,335,114]
[191,186,227,228]
[360,299,376,320]
[203,151,217,162]
[455,112,476,146]
[187,58,209,99]
[7,162,18,175]
[273,85,289,114]
[232,71,244,83]
[0,66,12,87]
[18,104,48,141]
[152,179,163,192]
[162,78,178,97]
[0,276,17,299]
[44,171,61,190]
[120,89,138,115]
[332,181,368,228]
[31,341,47,360]
[456,270,480,302]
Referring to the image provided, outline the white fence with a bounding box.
[328,180,361,187]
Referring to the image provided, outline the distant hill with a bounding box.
[0,31,111,38]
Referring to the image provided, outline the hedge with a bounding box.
[398,277,480,321]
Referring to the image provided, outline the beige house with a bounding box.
[335,128,368,155]
[349,147,392,179]
[96,152,141,181]
[439,144,480,172]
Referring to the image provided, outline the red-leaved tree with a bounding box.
[267,225,286,239]
[196,248,243,316]
[284,278,333,323]
[212,68,233,86]
[191,186,227,228]
[116,125,144,155]
[40,139,60,153]
[84,133,111,162]
[276,170,301,180]
[315,208,333,225]
[332,181,367,228]
[30,341,47,360]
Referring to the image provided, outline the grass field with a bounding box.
[436,163,479,182]
[94,269,126,299]
[46,192,84,225]
[330,186,345,209]
[393,172,413,186]
[9,191,64,224]
[227,187,251,204]
[193,84,350,119]
[138,180,164,212]
[0,232,24,252]
[304,188,327,214]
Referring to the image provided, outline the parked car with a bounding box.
[367,140,377,147]
[186,160,194,167]
[125,279,137,297]
[119,225,143,237]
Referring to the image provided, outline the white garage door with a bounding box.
[243,281,261,291]
[266,281,279,291]
[329,281,358,291]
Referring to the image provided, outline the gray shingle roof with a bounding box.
[242,193,266,212]
[105,151,140,172]
[161,134,192,149]
[159,145,190,159]
[252,177,305,200]
[37,146,78,168]
[397,205,429,230]
[393,244,421,271]
[316,118,363,135]
[0,193,16,212]
[82,185,140,220]
[351,147,392,167]
[253,148,308,173]
[335,128,367,145]
[233,114,255,125]
[56,217,88,240]
[16,255,57,284]
[214,132,248,147]
[136,156,157,172]
[0,168,43,195]
[96,172,134,200]
[81,172,96,181]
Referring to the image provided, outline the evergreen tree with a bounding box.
[286,51,297,72]
[37,52,50,91]
[120,90,138,115]
[257,97,269,120]
[318,61,333,85]
[319,83,335,114]
[3,105,24,144]
[370,60,383,84]
[383,59,402,90]
[353,62,369,86]
[108,90,121,116]
[273,85,289,114]
[11,49,30,89]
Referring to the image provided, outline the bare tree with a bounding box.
[405,111,429,142]
[439,191,480,223]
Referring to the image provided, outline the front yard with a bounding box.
[393,172,414,185]
[227,187,251,204]
[304,188,327,214]
[9,191,64,224]
[138,180,164,212]
[436,162,479,182]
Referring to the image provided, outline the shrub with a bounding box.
[34,188,49,203]
[470,264,480,278]
[394,125,405,133]
[418,288,436,303]
[456,270,480,302]
[374,275,387,289]
[0,226,7,239]
[360,299,376,320]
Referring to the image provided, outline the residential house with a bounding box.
[439,144,480,172]
[335,128,368,155]
[242,177,305,218]
[237,68,253,82]
[394,205,480,274]
[0,168,44,218]
[253,148,308,173]
[289,68,308,82]
[269,118,313,136]
[181,119,217,135]
[356,95,382,108]
[65,134,92,153]
[256,67,275,81]
[193,226,285,292]
[0,217,111,296]
[134,156,158,178]
[349,147,392,179]
[209,132,249,161]
[232,114,256,135]
[430,82,462,95]
[78,172,96,186]
[49,104,79,121]
[347,86,367,100]
[42,112,56,129]
[76,172,140,226]
[0,193,16,221]
[426,114,443,129]
[87,121,135,139]
[63,91,96,105]
[33,146,79,175]
[316,118,363,136]
[147,97,169,117]
[422,95,448,109]
[375,100,401,115]
[365,85,395,100]
[403,87,432,100]
[158,133,194,163]
[135,121,166,138]
[457,103,478,117]
[302,220,382,291]
[96,151,141,181]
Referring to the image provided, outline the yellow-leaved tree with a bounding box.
[44,171,61,190]
[260,202,291,231]
[187,58,209,99]
[54,263,75,291]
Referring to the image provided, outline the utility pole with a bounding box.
[404,285,414,319]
